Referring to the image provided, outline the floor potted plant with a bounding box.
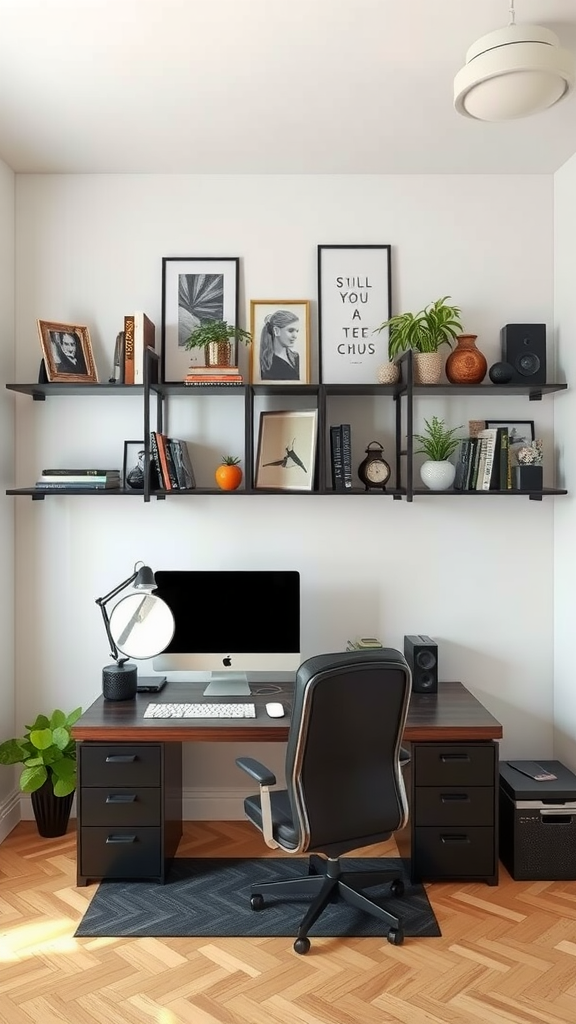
[0,707,81,837]
[414,415,462,490]
[184,319,252,368]
[376,296,463,384]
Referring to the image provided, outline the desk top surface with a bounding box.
[73,679,503,743]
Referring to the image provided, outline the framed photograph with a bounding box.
[123,440,146,490]
[255,410,318,491]
[161,256,240,383]
[250,300,311,384]
[317,244,392,384]
[485,420,535,463]
[37,320,98,383]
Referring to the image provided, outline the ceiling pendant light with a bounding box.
[454,0,575,121]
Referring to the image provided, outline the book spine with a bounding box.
[39,474,118,484]
[41,469,119,476]
[498,429,511,489]
[330,425,344,491]
[154,432,173,490]
[162,434,179,489]
[124,315,135,385]
[134,313,156,385]
[341,424,352,489]
[177,440,196,489]
[184,381,243,387]
[35,481,118,489]
[168,440,187,489]
[150,432,165,489]
[464,438,478,490]
[453,440,470,491]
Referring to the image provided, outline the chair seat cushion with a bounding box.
[244,789,300,850]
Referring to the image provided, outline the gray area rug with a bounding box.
[75,857,441,938]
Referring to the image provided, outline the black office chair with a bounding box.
[236,648,412,953]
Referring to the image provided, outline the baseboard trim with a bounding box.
[182,787,247,820]
[0,788,21,842]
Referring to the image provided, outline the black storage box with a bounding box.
[499,760,576,880]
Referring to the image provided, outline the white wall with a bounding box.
[13,173,557,818]
[0,158,16,839]
[553,154,576,773]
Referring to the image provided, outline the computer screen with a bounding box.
[152,570,300,695]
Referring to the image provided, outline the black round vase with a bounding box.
[102,662,138,701]
[489,361,514,384]
[31,779,74,838]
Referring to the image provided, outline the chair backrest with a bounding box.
[285,649,412,857]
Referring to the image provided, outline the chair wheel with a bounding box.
[250,894,264,911]
[390,879,405,898]
[294,937,311,955]
[387,928,404,946]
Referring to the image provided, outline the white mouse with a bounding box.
[266,702,285,718]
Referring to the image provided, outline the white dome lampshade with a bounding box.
[454,24,575,121]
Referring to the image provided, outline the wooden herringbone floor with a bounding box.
[1,821,576,1024]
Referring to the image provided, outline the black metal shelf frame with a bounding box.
[5,351,568,501]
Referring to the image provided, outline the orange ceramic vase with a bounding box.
[445,334,487,385]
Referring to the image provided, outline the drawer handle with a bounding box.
[105,755,137,763]
[440,754,470,763]
[441,793,470,802]
[106,794,137,804]
[440,834,470,844]
[106,835,137,844]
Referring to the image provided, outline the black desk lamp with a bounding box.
[96,561,173,701]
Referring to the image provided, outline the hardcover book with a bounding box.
[133,312,156,386]
[123,315,135,385]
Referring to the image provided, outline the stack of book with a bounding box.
[330,423,352,490]
[346,637,384,651]
[150,432,196,490]
[184,365,243,386]
[35,469,121,490]
[453,426,512,491]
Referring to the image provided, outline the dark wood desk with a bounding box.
[73,680,502,886]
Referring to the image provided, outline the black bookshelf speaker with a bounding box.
[403,635,438,694]
[501,324,546,385]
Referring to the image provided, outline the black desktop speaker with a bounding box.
[403,635,438,694]
[501,324,546,385]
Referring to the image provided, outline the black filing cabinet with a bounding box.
[499,759,576,880]
[401,741,499,885]
[76,741,182,885]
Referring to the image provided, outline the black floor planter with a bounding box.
[30,779,74,837]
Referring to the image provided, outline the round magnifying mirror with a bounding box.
[109,593,175,660]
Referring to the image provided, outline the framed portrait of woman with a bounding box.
[37,320,98,383]
[250,300,311,385]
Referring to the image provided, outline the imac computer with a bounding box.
[152,570,300,696]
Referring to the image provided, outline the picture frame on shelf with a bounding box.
[249,299,311,384]
[485,419,535,463]
[37,320,99,383]
[161,256,240,383]
[317,244,392,384]
[122,441,146,490]
[255,410,318,491]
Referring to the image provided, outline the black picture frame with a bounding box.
[123,440,146,490]
[160,257,240,383]
[317,244,392,384]
[485,420,535,448]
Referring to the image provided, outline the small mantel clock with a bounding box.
[357,441,391,491]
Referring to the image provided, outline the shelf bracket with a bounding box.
[529,390,543,401]
[529,493,543,501]
[32,493,45,500]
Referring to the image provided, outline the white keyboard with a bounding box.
[143,702,256,719]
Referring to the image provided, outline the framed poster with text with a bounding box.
[317,245,392,384]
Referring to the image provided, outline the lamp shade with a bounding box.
[454,24,575,121]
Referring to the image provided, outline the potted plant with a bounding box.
[514,439,543,491]
[414,415,462,490]
[376,296,463,384]
[0,707,82,836]
[184,319,252,368]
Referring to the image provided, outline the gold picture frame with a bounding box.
[250,300,311,384]
[37,320,99,383]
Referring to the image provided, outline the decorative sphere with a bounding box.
[489,361,514,384]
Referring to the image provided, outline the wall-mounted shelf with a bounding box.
[5,351,568,501]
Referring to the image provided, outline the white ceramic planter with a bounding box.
[420,460,456,491]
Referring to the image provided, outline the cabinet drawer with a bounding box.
[414,826,495,879]
[79,826,161,879]
[80,787,161,827]
[413,745,495,786]
[414,786,494,827]
[80,744,161,787]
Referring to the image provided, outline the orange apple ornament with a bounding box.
[215,455,242,491]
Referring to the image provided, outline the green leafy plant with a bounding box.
[0,707,82,796]
[414,416,462,462]
[375,296,463,359]
[221,455,241,465]
[184,319,252,350]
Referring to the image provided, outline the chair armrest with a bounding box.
[235,757,277,787]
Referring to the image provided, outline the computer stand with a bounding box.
[202,672,251,697]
